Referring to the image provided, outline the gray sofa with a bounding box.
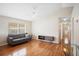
[7,33,32,45]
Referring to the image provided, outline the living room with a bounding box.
[0,3,79,56]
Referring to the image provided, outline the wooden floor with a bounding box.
[0,39,71,56]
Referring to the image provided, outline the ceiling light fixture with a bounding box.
[32,6,37,15]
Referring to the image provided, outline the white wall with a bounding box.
[72,5,79,45]
[32,7,73,43]
[71,5,79,56]
[0,16,32,46]
[0,17,8,44]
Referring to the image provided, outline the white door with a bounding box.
[74,17,79,56]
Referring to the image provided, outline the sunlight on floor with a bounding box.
[8,48,27,56]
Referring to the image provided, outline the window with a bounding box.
[8,22,26,35]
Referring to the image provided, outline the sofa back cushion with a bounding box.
[8,34,26,39]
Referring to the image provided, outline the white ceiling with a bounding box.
[0,3,78,21]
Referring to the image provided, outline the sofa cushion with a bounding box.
[7,33,32,45]
[13,38,25,41]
